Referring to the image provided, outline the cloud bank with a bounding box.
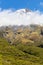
[0,8,43,26]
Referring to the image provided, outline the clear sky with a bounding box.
[0,0,43,11]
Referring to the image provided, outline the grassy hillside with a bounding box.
[0,37,43,65]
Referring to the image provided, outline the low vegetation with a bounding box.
[0,37,43,65]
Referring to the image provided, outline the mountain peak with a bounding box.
[25,8,31,12]
[16,8,31,13]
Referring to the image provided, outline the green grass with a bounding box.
[0,37,43,65]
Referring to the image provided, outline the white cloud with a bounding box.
[0,8,43,26]
[40,2,43,6]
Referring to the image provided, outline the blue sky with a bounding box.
[0,0,43,11]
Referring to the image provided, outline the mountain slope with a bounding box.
[0,37,43,65]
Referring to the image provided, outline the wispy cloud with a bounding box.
[0,8,43,26]
[40,2,43,6]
